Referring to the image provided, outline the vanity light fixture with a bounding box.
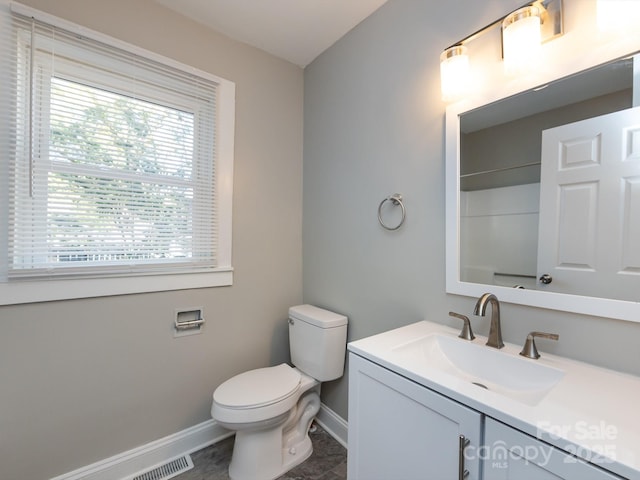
[440,45,470,102]
[440,0,563,101]
[502,6,542,76]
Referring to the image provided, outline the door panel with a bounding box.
[538,106,640,301]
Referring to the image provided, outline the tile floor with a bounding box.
[175,423,347,480]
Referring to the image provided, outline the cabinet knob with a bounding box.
[539,274,553,284]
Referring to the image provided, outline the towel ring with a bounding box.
[378,193,406,231]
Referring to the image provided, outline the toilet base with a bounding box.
[228,419,315,480]
[227,388,320,480]
[281,433,313,472]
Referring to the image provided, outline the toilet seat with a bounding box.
[215,363,301,409]
[212,364,302,424]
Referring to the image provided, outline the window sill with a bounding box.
[0,268,233,305]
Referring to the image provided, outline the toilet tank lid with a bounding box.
[289,304,347,328]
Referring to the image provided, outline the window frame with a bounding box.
[0,3,235,305]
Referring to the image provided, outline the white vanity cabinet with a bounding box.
[483,418,623,480]
[347,353,482,480]
[348,352,626,480]
[347,321,639,479]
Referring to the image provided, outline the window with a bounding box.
[0,4,235,304]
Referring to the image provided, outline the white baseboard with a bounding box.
[50,420,232,480]
[50,403,348,480]
[316,403,348,449]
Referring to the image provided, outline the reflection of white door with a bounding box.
[537,106,640,301]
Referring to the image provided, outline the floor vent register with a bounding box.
[130,454,193,480]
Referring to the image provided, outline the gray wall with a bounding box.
[0,1,303,479]
[303,0,640,420]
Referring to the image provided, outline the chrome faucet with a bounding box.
[519,331,559,359]
[473,293,504,349]
[449,311,475,341]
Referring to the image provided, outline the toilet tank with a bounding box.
[288,305,348,382]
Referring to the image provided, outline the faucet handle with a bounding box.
[519,331,559,359]
[449,311,475,341]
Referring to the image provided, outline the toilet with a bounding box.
[211,304,348,480]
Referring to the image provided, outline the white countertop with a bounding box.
[348,320,640,480]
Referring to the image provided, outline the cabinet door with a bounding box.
[483,418,622,480]
[347,353,482,480]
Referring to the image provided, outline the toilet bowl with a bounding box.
[211,305,348,480]
[212,364,320,480]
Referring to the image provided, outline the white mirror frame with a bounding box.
[445,40,640,323]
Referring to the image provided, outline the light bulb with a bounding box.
[440,45,470,102]
[502,6,542,76]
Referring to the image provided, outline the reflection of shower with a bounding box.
[493,272,536,290]
[459,183,540,289]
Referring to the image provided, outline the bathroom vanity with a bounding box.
[347,321,640,480]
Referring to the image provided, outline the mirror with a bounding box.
[446,51,640,323]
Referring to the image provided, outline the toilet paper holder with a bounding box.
[174,308,205,336]
[175,317,205,330]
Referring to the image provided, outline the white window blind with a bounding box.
[1,5,234,285]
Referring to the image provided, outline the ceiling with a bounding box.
[153,0,388,67]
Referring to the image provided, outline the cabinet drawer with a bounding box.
[483,418,623,480]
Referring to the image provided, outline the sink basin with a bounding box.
[392,333,565,406]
